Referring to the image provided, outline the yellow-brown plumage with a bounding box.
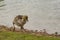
[13,15,28,31]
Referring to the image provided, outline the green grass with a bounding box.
[0,31,60,40]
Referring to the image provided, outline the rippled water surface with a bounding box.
[0,0,60,34]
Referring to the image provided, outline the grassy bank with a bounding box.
[0,31,60,40]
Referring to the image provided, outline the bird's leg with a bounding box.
[13,27,15,32]
[20,26,24,32]
[13,24,15,32]
[21,26,24,29]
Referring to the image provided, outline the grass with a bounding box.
[0,31,60,40]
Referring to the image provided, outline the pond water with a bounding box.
[0,0,60,34]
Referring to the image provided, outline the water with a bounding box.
[0,0,60,34]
